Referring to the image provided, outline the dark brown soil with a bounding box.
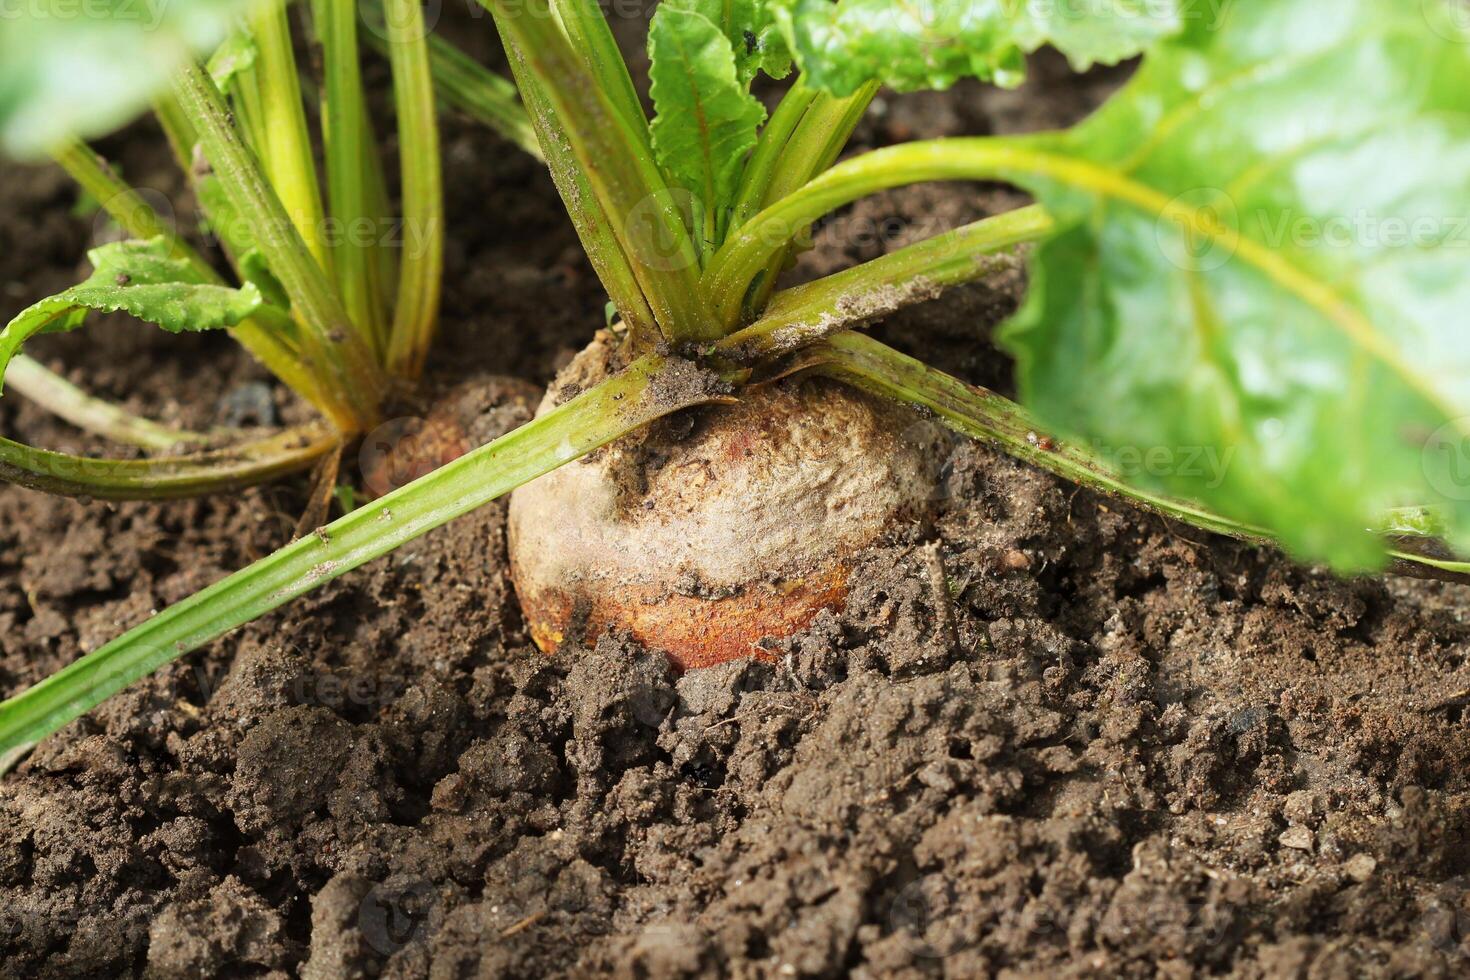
[3,29,1469,980]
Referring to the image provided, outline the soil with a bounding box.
[3,24,1470,980]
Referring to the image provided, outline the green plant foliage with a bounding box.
[648,1,770,230]
[675,0,792,83]
[192,173,291,310]
[206,27,258,91]
[1000,0,1470,568]
[0,0,261,157]
[0,238,264,389]
[772,0,1182,95]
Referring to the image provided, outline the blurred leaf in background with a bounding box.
[0,0,261,157]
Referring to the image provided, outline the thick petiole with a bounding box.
[805,332,1470,586]
[318,0,390,357]
[716,206,1052,363]
[360,14,541,160]
[728,81,819,235]
[4,355,212,451]
[704,138,1048,326]
[173,61,387,433]
[485,0,717,346]
[251,0,333,274]
[0,422,338,500]
[382,0,445,381]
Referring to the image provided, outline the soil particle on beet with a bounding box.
[3,26,1470,980]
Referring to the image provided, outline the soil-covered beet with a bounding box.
[3,31,1470,980]
[508,333,950,670]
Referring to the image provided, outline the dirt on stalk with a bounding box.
[0,38,1468,980]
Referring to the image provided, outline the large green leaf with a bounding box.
[0,0,262,158]
[1000,0,1470,569]
[649,2,769,227]
[772,0,1182,96]
[0,238,263,390]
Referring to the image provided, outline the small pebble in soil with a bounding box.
[1344,854,1378,881]
[1279,825,1314,851]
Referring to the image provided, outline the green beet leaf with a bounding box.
[0,238,264,391]
[649,2,769,232]
[1000,0,1470,569]
[664,0,792,83]
[0,0,261,158]
[772,0,1183,96]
